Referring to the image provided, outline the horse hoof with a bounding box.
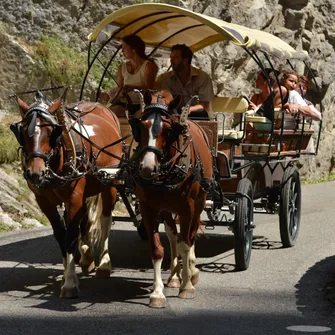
[60,286,79,299]
[149,297,166,308]
[81,261,96,275]
[191,273,200,286]
[167,278,180,288]
[178,288,195,299]
[95,268,111,278]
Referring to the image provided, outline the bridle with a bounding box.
[10,106,63,166]
[127,99,194,190]
[129,102,186,162]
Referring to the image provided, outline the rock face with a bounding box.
[0,0,334,224]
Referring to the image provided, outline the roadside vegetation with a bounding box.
[34,34,119,92]
[302,172,335,184]
[0,117,20,164]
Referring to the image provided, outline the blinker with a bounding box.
[10,123,23,145]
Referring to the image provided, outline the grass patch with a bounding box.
[34,34,87,87]
[0,118,20,164]
[0,22,10,34]
[302,172,335,185]
[33,34,119,91]
[0,221,15,233]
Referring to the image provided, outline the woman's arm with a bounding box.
[144,61,158,88]
[284,103,321,121]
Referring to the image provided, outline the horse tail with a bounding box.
[86,194,103,246]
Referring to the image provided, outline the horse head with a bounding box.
[129,90,190,180]
[10,92,67,185]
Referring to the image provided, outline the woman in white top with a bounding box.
[100,34,158,116]
[280,70,321,121]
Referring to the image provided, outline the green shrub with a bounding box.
[33,34,121,94]
[0,222,15,233]
[34,35,87,87]
[302,172,335,184]
[0,120,20,164]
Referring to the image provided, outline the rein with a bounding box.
[15,102,127,187]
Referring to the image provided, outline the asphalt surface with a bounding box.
[0,181,334,335]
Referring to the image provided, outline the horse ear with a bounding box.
[17,97,30,117]
[48,98,62,114]
[168,95,182,111]
[143,90,152,106]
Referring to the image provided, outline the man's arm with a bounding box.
[190,101,210,112]
[194,72,214,112]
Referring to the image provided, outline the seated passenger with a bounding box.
[294,75,321,121]
[155,44,214,119]
[280,70,321,121]
[255,70,320,122]
[248,68,279,111]
[99,34,158,116]
[233,68,278,129]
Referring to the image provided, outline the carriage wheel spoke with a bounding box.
[288,181,298,237]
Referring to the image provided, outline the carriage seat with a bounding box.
[244,109,314,154]
[210,96,249,141]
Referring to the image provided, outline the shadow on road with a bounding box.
[0,226,290,311]
[295,255,335,322]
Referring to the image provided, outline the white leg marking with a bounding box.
[97,214,113,273]
[78,236,95,273]
[61,252,79,297]
[150,258,165,301]
[177,241,194,291]
[164,224,181,284]
[190,243,200,283]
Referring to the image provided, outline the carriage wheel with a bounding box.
[279,166,301,247]
[234,178,254,271]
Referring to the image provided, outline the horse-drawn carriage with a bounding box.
[10,4,322,306]
[81,3,322,266]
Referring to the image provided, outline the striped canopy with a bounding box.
[88,3,307,60]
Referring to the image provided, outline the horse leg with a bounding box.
[79,209,95,275]
[188,192,207,286]
[95,187,117,278]
[177,209,197,299]
[60,251,79,298]
[161,212,181,288]
[61,181,87,298]
[35,195,66,260]
[140,202,166,308]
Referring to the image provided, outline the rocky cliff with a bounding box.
[0,0,334,227]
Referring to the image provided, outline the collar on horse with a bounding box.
[128,104,212,191]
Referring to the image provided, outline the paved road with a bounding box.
[0,182,334,335]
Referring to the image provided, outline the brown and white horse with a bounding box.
[127,90,213,308]
[10,93,123,298]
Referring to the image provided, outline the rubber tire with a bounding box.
[234,178,254,271]
[279,166,301,247]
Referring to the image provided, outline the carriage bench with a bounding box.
[242,114,314,155]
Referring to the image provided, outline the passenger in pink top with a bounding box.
[99,34,158,115]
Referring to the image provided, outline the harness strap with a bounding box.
[70,126,123,161]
